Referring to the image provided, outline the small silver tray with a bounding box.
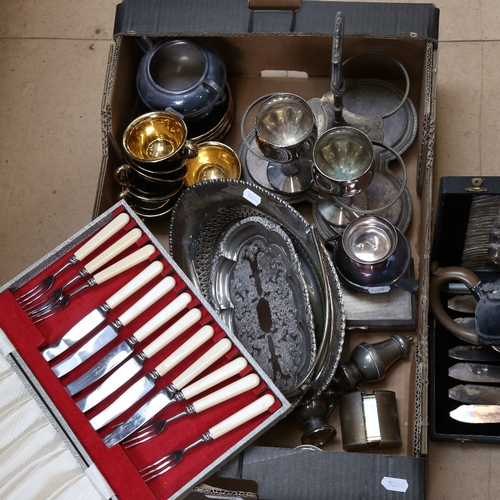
[210,216,317,393]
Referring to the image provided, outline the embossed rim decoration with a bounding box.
[209,216,317,394]
[169,179,346,403]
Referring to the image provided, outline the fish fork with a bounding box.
[23,227,142,315]
[28,244,156,323]
[123,373,261,448]
[16,212,130,307]
[140,394,275,481]
[24,227,144,317]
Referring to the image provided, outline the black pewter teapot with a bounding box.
[430,263,500,346]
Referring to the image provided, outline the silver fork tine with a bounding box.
[16,213,131,306]
[139,395,276,482]
[141,438,205,482]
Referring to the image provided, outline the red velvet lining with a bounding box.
[0,210,282,499]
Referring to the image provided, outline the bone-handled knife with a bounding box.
[51,272,176,376]
[121,373,261,448]
[449,384,500,405]
[43,260,166,362]
[90,324,215,429]
[66,291,193,396]
[79,227,144,278]
[450,404,500,424]
[448,362,500,383]
[104,351,246,447]
[76,307,202,412]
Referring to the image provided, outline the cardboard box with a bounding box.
[92,0,439,497]
[0,202,292,500]
[430,176,500,443]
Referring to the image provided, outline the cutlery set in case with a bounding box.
[0,203,291,500]
[430,176,500,442]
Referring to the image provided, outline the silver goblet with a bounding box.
[254,92,317,195]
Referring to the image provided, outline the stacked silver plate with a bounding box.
[170,179,346,403]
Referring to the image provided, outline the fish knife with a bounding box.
[52,272,176,377]
[90,325,217,429]
[44,260,166,363]
[448,363,500,383]
[65,291,193,396]
[449,346,500,363]
[450,404,500,424]
[103,354,248,447]
[122,373,261,448]
[449,384,500,405]
[76,307,202,412]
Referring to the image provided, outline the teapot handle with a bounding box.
[429,263,482,344]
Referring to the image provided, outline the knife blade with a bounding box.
[449,384,500,405]
[121,373,261,448]
[448,363,500,383]
[103,354,247,447]
[447,295,477,314]
[449,346,500,363]
[90,324,216,429]
[65,291,193,396]
[450,404,500,424]
[76,306,202,412]
[51,272,176,377]
[43,260,166,363]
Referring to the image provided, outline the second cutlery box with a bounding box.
[0,202,292,500]
[430,175,500,443]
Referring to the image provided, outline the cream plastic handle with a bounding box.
[73,213,130,261]
[174,339,233,393]
[105,260,165,310]
[181,356,247,401]
[117,274,176,326]
[141,307,201,358]
[83,228,142,275]
[155,325,214,377]
[208,394,275,440]
[92,244,155,285]
[133,292,192,343]
[192,373,260,414]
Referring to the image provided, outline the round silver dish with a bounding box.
[169,179,346,403]
[342,78,418,160]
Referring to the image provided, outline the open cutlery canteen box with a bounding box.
[429,176,500,443]
[0,0,439,499]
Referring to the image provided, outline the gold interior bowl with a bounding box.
[123,111,187,164]
[184,141,241,187]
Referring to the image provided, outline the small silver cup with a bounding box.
[313,126,374,197]
[254,93,317,194]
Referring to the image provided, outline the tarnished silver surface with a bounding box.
[210,216,316,393]
[450,404,500,424]
[449,362,500,383]
[449,384,500,405]
[169,179,346,403]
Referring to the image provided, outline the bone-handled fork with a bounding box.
[140,394,275,481]
[23,226,144,314]
[28,244,156,323]
[122,373,261,448]
[16,212,131,306]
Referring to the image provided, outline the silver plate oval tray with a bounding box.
[169,179,346,403]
